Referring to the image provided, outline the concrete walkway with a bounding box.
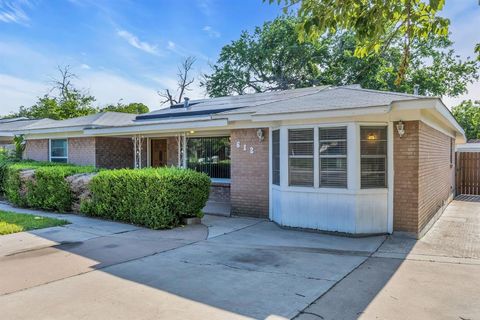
[296,197,480,320]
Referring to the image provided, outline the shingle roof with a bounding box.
[14,85,436,133]
[136,86,329,120]
[22,112,137,130]
[218,86,427,116]
[0,118,55,132]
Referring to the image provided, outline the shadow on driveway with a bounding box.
[1,197,478,319]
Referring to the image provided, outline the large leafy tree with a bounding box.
[270,0,452,83]
[204,17,478,97]
[452,100,480,141]
[100,102,149,114]
[320,32,478,97]
[202,17,328,97]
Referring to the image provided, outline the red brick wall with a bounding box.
[95,137,134,169]
[393,121,455,236]
[68,137,96,166]
[230,128,269,218]
[418,122,455,232]
[166,137,179,166]
[393,121,420,232]
[24,139,49,162]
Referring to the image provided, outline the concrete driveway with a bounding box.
[0,202,384,319]
[297,196,480,320]
[0,197,479,319]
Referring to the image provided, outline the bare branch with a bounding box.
[49,65,78,100]
[158,56,196,106]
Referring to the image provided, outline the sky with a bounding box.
[0,0,478,116]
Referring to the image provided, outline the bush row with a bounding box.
[2,161,96,211]
[80,167,211,229]
[0,159,211,229]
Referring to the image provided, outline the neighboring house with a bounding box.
[15,85,466,238]
[0,117,56,150]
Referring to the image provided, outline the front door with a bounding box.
[151,139,168,167]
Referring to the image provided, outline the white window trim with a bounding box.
[49,138,68,163]
[359,124,389,189]
[284,123,351,190]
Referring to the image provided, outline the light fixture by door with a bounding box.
[256,129,264,142]
[396,121,405,138]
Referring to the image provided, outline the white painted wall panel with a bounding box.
[272,187,388,234]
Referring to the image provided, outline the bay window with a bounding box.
[319,127,347,188]
[50,139,68,163]
[272,130,280,185]
[288,129,314,187]
[360,126,387,188]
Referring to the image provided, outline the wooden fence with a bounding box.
[456,152,480,195]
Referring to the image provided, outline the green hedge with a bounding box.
[81,167,211,229]
[2,161,96,211]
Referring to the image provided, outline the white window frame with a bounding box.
[319,126,348,188]
[282,123,353,190]
[359,125,388,189]
[49,138,68,163]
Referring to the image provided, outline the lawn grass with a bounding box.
[0,211,69,235]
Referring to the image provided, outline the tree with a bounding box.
[158,56,197,106]
[100,101,149,114]
[202,17,327,97]
[269,0,451,83]
[452,100,480,141]
[319,32,478,97]
[11,66,97,120]
[203,17,478,98]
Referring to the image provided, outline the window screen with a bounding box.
[360,126,387,188]
[288,129,314,187]
[50,139,68,163]
[319,127,347,187]
[187,137,230,179]
[272,130,280,185]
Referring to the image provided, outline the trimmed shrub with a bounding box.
[81,167,211,229]
[3,161,96,211]
[24,166,96,211]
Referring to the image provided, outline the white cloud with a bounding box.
[0,74,49,115]
[80,63,91,70]
[167,41,176,50]
[0,0,31,25]
[202,25,220,38]
[443,82,480,109]
[77,71,162,108]
[117,29,160,56]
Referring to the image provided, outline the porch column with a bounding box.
[132,134,144,169]
[182,134,187,168]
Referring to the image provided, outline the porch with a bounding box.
[130,134,232,217]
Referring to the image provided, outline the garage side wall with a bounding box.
[24,139,49,162]
[418,122,455,234]
[230,128,269,218]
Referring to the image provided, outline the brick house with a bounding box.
[16,85,465,238]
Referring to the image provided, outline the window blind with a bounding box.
[272,130,280,185]
[319,127,347,187]
[360,127,387,188]
[288,129,314,187]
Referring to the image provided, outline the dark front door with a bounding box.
[151,139,168,167]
